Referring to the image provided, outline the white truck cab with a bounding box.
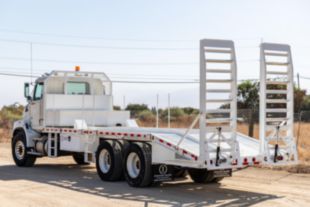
[25,70,129,130]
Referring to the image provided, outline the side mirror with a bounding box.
[24,83,31,101]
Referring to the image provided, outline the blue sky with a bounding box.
[0,0,309,108]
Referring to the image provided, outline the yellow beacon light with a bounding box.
[75,66,80,72]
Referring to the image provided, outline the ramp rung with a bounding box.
[206,59,232,63]
[266,71,288,75]
[266,125,289,130]
[266,99,289,103]
[266,117,289,122]
[206,79,232,83]
[206,126,233,132]
[266,62,289,66]
[208,139,233,143]
[206,89,231,93]
[266,81,289,85]
[206,69,231,73]
[267,136,290,141]
[266,108,287,113]
[209,148,232,153]
[205,49,232,54]
[206,118,232,123]
[266,90,287,94]
[264,52,288,57]
[206,99,232,103]
[268,146,290,151]
[206,109,231,113]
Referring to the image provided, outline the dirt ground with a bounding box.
[1,143,310,207]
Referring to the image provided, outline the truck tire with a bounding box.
[72,153,90,165]
[188,168,224,183]
[96,141,123,181]
[123,143,152,187]
[12,131,36,167]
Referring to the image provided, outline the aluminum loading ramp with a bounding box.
[260,43,298,165]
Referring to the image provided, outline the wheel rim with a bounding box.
[99,149,111,173]
[126,152,141,179]
[15,140,25,160]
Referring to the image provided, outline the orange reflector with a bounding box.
[75,66,80,71]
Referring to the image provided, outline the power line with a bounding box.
[0,56,197,66]
[0,28,262,42]
[0,38,196,51]
[0,38,259,51]
[0,29,195,42]
[0,66,200,79]
[299,75,310,80]
[2,70,296,85]
[0,72,39,78]
[0,71,199,84]
[0,56,260,66]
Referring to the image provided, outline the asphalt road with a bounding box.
[0,143,310,207]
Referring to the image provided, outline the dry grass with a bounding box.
[0,128,10,143]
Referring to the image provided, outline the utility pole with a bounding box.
[30,42,33,85]
[156,94,159,128]
[168,93,171,128]
[123,95,126,109]
[297,73,300,89]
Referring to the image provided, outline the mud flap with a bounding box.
[152,164,173,182]
[212,169,232,178]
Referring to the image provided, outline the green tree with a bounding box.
[301,95,310,110]
[237,81,259,137]
[125,104,149,117]
[113,105,121,111]
[182,107,199,115]
[160,107,185,121]
[137,110,155,122]
[0,103,24,129]
[294,88,306,113]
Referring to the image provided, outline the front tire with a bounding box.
[123,143,153,187]
[12,132,36,167]
[188,169,224,183]
[96,140,123,181]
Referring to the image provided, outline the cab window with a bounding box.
[33,83,44,100]
[66,82,90,95]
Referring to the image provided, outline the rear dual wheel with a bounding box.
[123,143,153,187]
[96,141,123,181]
[95,141,153,187]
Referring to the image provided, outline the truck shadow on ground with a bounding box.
[0,163,280,206]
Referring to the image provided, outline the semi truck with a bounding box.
[11,39,298,187]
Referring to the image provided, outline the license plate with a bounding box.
[213,169,232,178]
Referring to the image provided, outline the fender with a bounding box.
[13,120,40,148]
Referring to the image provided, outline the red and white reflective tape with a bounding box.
[97,130,151,141]
[43,128,61,133]
[42,127,151,141]
[156,138,198,161]
[62,128,80,133]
